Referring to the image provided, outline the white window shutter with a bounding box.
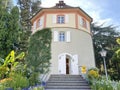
[53,15,56,23]
[33,21,36,30]
[54,31,58,42]
[79,16,83,26]
[65,14,69,23]
[66,31,71,42]
[86,21,89,29]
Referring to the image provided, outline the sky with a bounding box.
[41,0,120,29]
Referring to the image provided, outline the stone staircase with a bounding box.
[45,75,91,90]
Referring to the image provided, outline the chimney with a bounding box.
[56,0,66,8]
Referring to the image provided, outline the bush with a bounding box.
[87,67,100,82]
[91,79,120,90]
[0,73,29,89]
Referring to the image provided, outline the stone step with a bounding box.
[45,75,91,90]
[46,82,89,86]
[47,80,87,83]
[45,89,91,90]
[45,85,91,89]
[51,75,82,78]
[48,78,84,81]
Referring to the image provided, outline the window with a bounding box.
[82,18,86,28]
[57,15,65,24]
[59,32,65,41]
[33,21,36,30]
[38,18,43,27]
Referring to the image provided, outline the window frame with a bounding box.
[57,15,65,24]
[59,31,65,42]
[82,18,87,28]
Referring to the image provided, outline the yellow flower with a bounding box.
[81,66,87,74]
[88,69,99,78]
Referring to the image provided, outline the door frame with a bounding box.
[58,53,79,75]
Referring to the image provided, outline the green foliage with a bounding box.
[91,23,120,79]
[17,0,41,30]
[32,86,44,90]
[111,38,120,80]
[26,28,52,73]
[91,79,120,90]
[26,28,52,85]
[29,72,40,86]
[0,57,4,66]
[86,67,100,84]
[0,50,25,79]
[87,68,100,79]
[7,73,29,89]
[31,0,41,15]
[0,84,5,90]
[0,6,22,58]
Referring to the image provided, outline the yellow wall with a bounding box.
[32,13,91,34]
[46,13,76,28]
[78,15,91,33]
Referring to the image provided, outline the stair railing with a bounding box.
[40,69,51,86]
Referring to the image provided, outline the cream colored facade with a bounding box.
[50,28,95,74]
[31,1,95,75]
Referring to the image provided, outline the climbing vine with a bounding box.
[26,28,52,73]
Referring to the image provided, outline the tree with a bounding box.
[111,39,120,80]
[31,0,41,15]
[0,0,21,58]
[17,0,41,54]
[91,23,120,75]
[17,0,32,31]
[17,0,41,31]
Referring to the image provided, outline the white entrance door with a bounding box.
[58,54,66,74]
[71,55,79,75]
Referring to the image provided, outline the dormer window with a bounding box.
[57,15,65,24]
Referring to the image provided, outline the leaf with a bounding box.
[15,52,25,60]
[13,62,19,67]
[0,57,4,66]
[116,38,120,45]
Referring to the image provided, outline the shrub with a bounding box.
[8,73,29,89]
[87,67,100,80]
[91,79,120,90]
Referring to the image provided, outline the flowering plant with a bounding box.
[87,67,100,80]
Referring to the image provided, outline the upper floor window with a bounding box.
[59,32,65,41]
[38,17,43,27]
[54,31,71,42]
[82,18,87,28]
[80,16,87,28]
[33,21,36,30]
[57,15,65,24]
